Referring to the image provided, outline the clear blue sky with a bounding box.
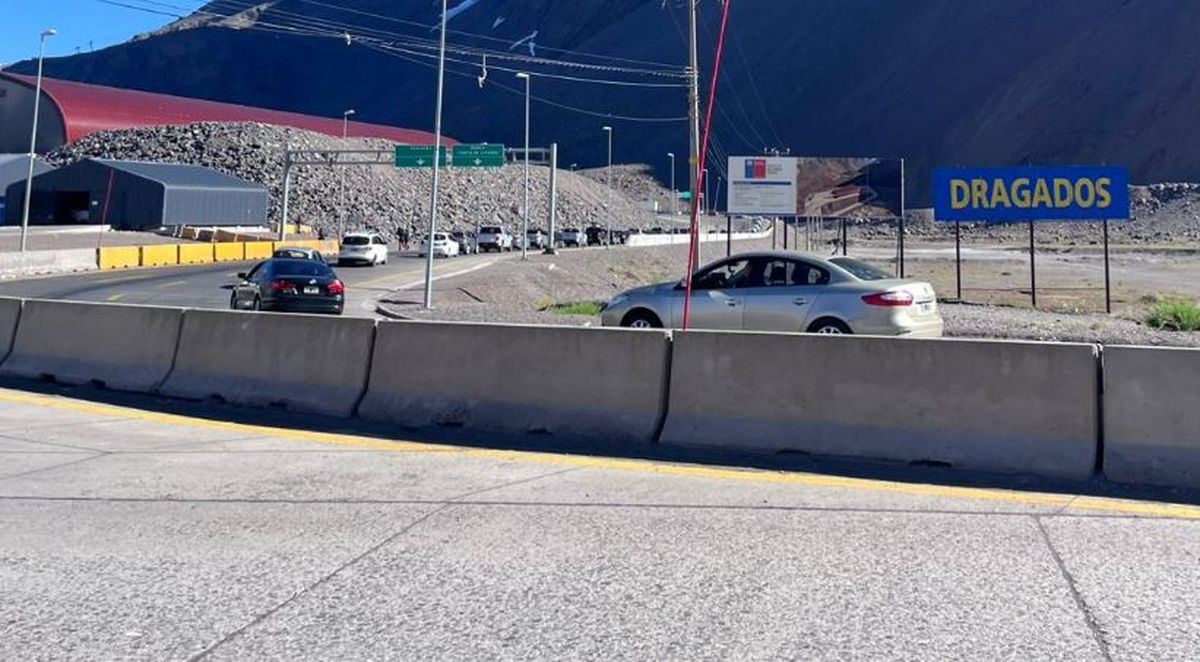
[0,0,205,67]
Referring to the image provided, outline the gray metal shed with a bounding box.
[3,158,268,230]
[0,154,53,223]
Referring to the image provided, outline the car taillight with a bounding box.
[327,280,345,295]
[270,280,295,293]
[862,291,914,307]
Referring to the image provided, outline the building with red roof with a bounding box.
[0,72,446,153]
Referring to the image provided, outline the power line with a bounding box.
[207,0,687,79]
[293,0,684,71]
[359,41,688,123]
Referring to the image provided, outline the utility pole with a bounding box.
[667,152,676,216]
[516,72,531,260]
[688,0,701,206]
[603,125,613,248]
[545,143,558,255]
[340,109,355,238]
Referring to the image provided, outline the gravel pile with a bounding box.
[577,163,677,211]
[47,122,663,239]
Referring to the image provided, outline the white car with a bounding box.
[420,232,461,258]
[478,225,514,252]
[338,232,389,266]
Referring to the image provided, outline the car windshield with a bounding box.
[274,249,310,259]
[342,236,369,246]
[830,257,893,281]
[273,260,332,277]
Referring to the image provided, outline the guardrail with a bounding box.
[0,239,341,278]
[0,297,1190,489]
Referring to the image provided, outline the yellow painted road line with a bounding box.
[0,386,1197,520]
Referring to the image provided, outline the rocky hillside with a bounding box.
[48,123,661,238]
[12,1,1200,203]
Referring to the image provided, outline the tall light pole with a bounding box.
[667,152,676,216]
[516,72,531,260]
[422,0,448,310]
[20,28,56,257]
[703,167,710,216]
[602,125,613,248]
[339,108,355,238]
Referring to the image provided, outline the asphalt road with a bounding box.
[1,384,1198,660]
[0,250,504,317]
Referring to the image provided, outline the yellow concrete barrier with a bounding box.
[213,242,245,262]
[97,246,140,270]
[140,244,179,268]
[178,243,214,265]
[244,241,273,260]
[320,239,340,255]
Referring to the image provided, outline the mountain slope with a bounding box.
[9,0,1200,203]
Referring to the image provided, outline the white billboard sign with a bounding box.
[726,156,799,215]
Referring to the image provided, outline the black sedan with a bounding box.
[230,258,345,315]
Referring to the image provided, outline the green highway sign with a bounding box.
[394,145,447,168]
[678,191,693,200]
[452,143,506,168]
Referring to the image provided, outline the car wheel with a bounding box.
[251,296,262,312]
[621,310,663,329]
[807,318,851,335]
[229,293,239,310]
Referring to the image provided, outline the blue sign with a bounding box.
[933,166,1130,222]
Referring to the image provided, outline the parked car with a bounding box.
[478,225,514,252]
[560,228,586,247]
[338,232,389,266]
[600,252,942,337]
[420,232,461,258]
[230,258,345,315]
[611,229,629,245]
[272,246,325,262]
[585,225,610,246]
[525,228,549,249]
[450,230,477,255]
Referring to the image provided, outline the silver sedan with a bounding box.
[600,251,943,337]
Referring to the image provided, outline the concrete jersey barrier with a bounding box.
[1103,345,1200,488]
[0,299,183,392]
[0,297,22,361]
[359,321,671,442]
[160,309,375,416]
[661,332,1100,478]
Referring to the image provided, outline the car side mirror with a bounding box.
[236,272,248,280]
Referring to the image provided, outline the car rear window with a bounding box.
[274,260,333,277]
[480,226,501,234]
[830,257,892,281]
[343,236,369,246]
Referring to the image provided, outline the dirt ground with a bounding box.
[381,226,1200,347]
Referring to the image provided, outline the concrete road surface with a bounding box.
[0,251,504,317]
[0,383,1197,660]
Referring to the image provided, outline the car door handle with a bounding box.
[793,298,808,306]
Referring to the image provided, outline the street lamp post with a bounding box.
[20,28,56,257]
[602,125,613,248]
[667,152,676,216]
[703,168,710,216]
[339,108,355,238]
[422,0,448,310]
[516,72,531,259]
